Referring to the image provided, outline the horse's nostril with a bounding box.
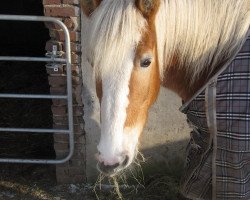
[122,155,129,167]
[97,155,130,175]
[98,162,120,174]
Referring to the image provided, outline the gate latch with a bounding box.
[45,45,62,72]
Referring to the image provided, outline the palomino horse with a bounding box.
[81,0,250,199]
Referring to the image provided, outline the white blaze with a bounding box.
[97,50,137,165]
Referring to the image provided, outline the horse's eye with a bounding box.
[140,58,152,68]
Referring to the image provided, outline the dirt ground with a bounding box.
[0,162,188,200]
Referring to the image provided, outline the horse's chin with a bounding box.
[96,164,125,177]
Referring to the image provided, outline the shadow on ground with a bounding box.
[0,139,189,200]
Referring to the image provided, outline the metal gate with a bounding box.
[0,15,74,164]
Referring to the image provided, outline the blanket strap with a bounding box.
[205,79,218,200]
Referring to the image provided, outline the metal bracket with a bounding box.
[45,45,63,72]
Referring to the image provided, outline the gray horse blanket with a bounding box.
[180,32,250,199]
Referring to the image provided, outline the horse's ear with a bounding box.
[135,0,160,19]
[135,0,160,20]
[80,0,102,16]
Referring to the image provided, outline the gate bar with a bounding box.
[0,56,65,62]
[0,128,69,134]
[0,94,67,99]
[0,15,74,164]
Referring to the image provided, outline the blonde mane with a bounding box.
[83,0,250,83]
[84,0,146,78]
[156,0,250,83]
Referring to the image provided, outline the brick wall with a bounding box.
[43,0,85,183]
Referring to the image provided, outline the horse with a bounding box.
[81,0,250,199]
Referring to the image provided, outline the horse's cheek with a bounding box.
[148,73,160,106]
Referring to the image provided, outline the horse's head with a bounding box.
[81,0,161,176]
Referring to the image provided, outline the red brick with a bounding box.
[53,116,84,126]
[43,0,85,185]
[52,99,67,106]
[68,151,85,159]
[51,89,82,106]
[73,106,83,116]
[63,17,79,31]
[54,115,83,123]
[73,125,84,134]
[54,134,69,142]
[71,52,81,64]
[46,40,64,51]
[56,162,70,168]
[73,97,83,106]
[54,124,84,133]
[72,76,81,85]
[52,99,68,106]
[44,21,61,30]
[74,144,85,151]
[63,18,75,31]
[70,154,86,161]
[54,139,69,144]
[73,84,83,105]
[54,143,69,151]
[45,17,80,31]
[74,134,85,143]
[53,130,83,137]
[48,75,67,86]
[46,41,81,54]
[53,115,68,124]
[70,64,81,76]
[52,105,67,115]
[50,86,67,95]
[70,42,81,52]
[73,116,84,124]
[50,29,80,42]
[44,6,80,17]
[43,0,61,5]
[46,64,65,75]
[63,0,80,4]
[54,123,68,129]
[55,151,70,160]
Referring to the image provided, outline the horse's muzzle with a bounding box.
[97,155,129,176]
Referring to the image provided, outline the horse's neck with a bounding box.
[157,0,250,102]
[161,57,215,102]
[162,45,247,102]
